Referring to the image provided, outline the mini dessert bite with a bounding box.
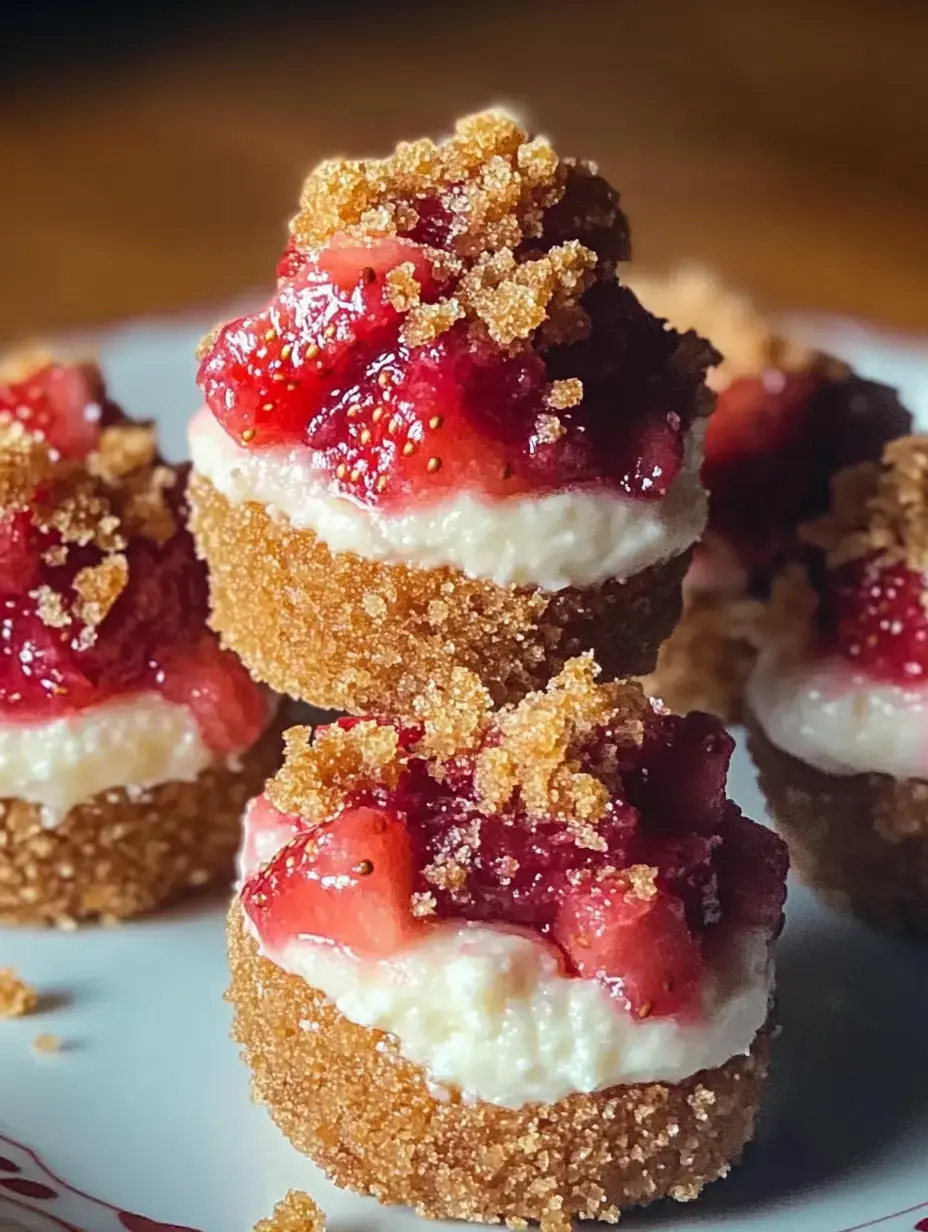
[746,435,928,936]
[0,355,281,925]
[229,657,787,1224]
[630,267,912,719]
[190,111,718,714]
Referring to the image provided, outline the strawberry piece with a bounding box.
[200,238,708,506]
[0,363,103,459]
[554,876,702,1017]
[240,794,303,881]
[0,512,39,593]
[242,805,423,956]
[828,553,928,684]
[159,633,268,756]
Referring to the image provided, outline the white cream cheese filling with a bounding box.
[251,917,772,1108]
[0,691,235,822]
[747,650,928,778]
[189,407,707,591]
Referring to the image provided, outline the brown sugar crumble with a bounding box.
[802,435,928,573]
[0,967,39,1018]
[267,656,652,862]
[286,110,633,357]
[31,1032,62,1055]
[253,1190,325,1232]
[0,357,184,648]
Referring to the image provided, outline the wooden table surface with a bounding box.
[2,0,927,345]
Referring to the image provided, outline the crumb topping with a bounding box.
[288,110,628,354]
[801,436,928,572]
[0,422,53,511]
[268,722,405,821]
[0,967,38,1018]
[87,424,157,482]
[73,554,129,628]
[253,1190,325,1232]
[269,657,650,839]
[31,1032,62,1055]
[750,564,821,660]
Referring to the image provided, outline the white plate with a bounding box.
[2,315,928,1232]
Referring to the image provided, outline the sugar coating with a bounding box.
[228,903,772,1225]
[747,712,928,937]
[0,715,284,925]
[253,1190,325,1232]
[0,967,38,1017]
[189,475,690,714]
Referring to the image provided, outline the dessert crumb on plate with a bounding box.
[0,966,38,1017]
[31,1032,62,1055]
[254,1189,325,1232]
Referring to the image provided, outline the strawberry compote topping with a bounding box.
[786,435,928,687]
[199,112,717,511]
[0,359,266,753]
[704,370,911,582]
[242,659,787,1019]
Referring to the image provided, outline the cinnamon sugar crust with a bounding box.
[0,714,285,926]
[746,711,928,937]
[189,474,691,714]
[228,903,773,1225]
[254,1191,325,1232]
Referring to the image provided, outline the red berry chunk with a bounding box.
[160,633,268,756]
[827,553,928,684]
[200,237,706,508]
[554,876,702,1017]
[242,805,423,956]
[714,806,788,932]
[0,363,103,460]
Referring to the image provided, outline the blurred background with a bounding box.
[2,0,927,344]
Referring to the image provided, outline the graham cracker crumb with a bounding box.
[73,554,129,627]
[411,891,437,918]
[474,656,646,824]
[268,722,404,821]
[413,666,493,760]
[290,111,628,355]
[0,967,38,1018]
[626,863,659,900]
[0,347,56,385]
[535,412,567,443]
[253,1190,325,1232]
[31,1032,62,1055]
[384,262,423,313]
[801,436,928,572]
[87,424,157,482]
[0,421,54,511]
[31,584,72,629]
[545,378,583,410]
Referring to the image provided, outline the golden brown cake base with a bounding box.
[228,904,773,1225]
[746,712,928,936]
[190,475,692,715]
[0,716,285,926]
[640,590,759,722]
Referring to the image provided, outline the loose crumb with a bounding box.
[253,1190,325,1232]
[0,968,38,1018]
[31,1033,62,1055]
